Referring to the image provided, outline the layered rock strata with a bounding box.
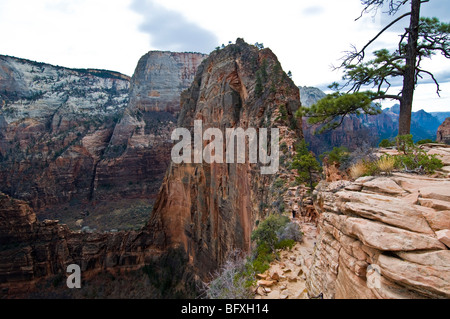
[0,52,205,230]
[307,174,450,299]
[146,39,303,279]
[0,55,130,210]
[94,51,206,205]
[0,192,153,296]
[0,40,303,297]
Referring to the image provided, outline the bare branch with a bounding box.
[342,12,412,67]
[371,94,402,101]
[417,68,441,96]
[356,0,408,21]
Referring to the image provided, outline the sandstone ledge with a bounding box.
[307,173,450,299]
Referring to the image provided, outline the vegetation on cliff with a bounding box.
[204,214,302,299]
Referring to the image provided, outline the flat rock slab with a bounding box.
[336,191,434,234]
[436,229,450,248]
[419,185,450,202]
[360,178,407,196]
[378,254,450,298]
[342,217,446,251]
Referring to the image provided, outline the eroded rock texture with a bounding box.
[307,174,450,299]
[0,52,205,230]
[437,118,450,145]
[146,39,303,280]
[0,41,303,297]
[0,192,154,296]
[94,51,206,205]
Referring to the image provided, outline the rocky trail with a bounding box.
[254,221,318,299]
[254,143,450,299]
[251,126,321,300]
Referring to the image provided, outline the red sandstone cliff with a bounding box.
[0,52,205,231]
[146,39,303,279]
[0,40,303,298]
[437,117,450,145]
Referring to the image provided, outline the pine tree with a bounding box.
[299,0,450,135]
[291,140,321,191]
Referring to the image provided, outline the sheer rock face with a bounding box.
[94,52,206,204]
[0,42,302,297]
[307,174,450,299]
[437,118,450,145]
[0,52,205,228]
[128,51,207,114]
[0,55,130,210]
[0,192,156,296]
[147,39,303,279]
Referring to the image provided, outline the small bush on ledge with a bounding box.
[203,214,303,299]
[349,135,443,178]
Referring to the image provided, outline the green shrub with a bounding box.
[394,152,443,174]
[416,139,434,145]
[273,178,285,189]
[396,134,415,154]
[279,104,288,121]
[251,214,290,251]
[379,139,394,148]
[280,142,288,153]
[393,135,443,174]
[320,146,350,165]
[275,239,296,250]
[255,72,263,97]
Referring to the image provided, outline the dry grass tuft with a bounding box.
[376,155,395,174]
[350,161,368,179]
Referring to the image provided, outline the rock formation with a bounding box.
[307,172,450,299]
[0,192,153,296]
[437,117,450,145]
[0,40,303,297]
[146,39,303,280]
[93,51,206,207]
[0,52,205,231]
[0,55,130,211]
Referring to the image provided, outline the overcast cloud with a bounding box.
[0,0,448,112]
[130,0,218,53]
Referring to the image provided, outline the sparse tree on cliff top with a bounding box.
[298,0,450,136]
[291,140,321,191]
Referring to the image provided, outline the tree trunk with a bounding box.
[399,0,421,136]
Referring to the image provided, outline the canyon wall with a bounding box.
[0,55,130,210]
[0,192,153,296]
[94,52,206,205]
[0,52,205,231]
[0,40,303,297]
[146,39,303,279]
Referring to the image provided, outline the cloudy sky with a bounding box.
[0,0,449,112]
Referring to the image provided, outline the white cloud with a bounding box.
[0,0,448,112]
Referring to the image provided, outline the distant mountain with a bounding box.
[383,104,444,141]
[299,87,449,155]
[299,86,327,107]
[431,112,450,123]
